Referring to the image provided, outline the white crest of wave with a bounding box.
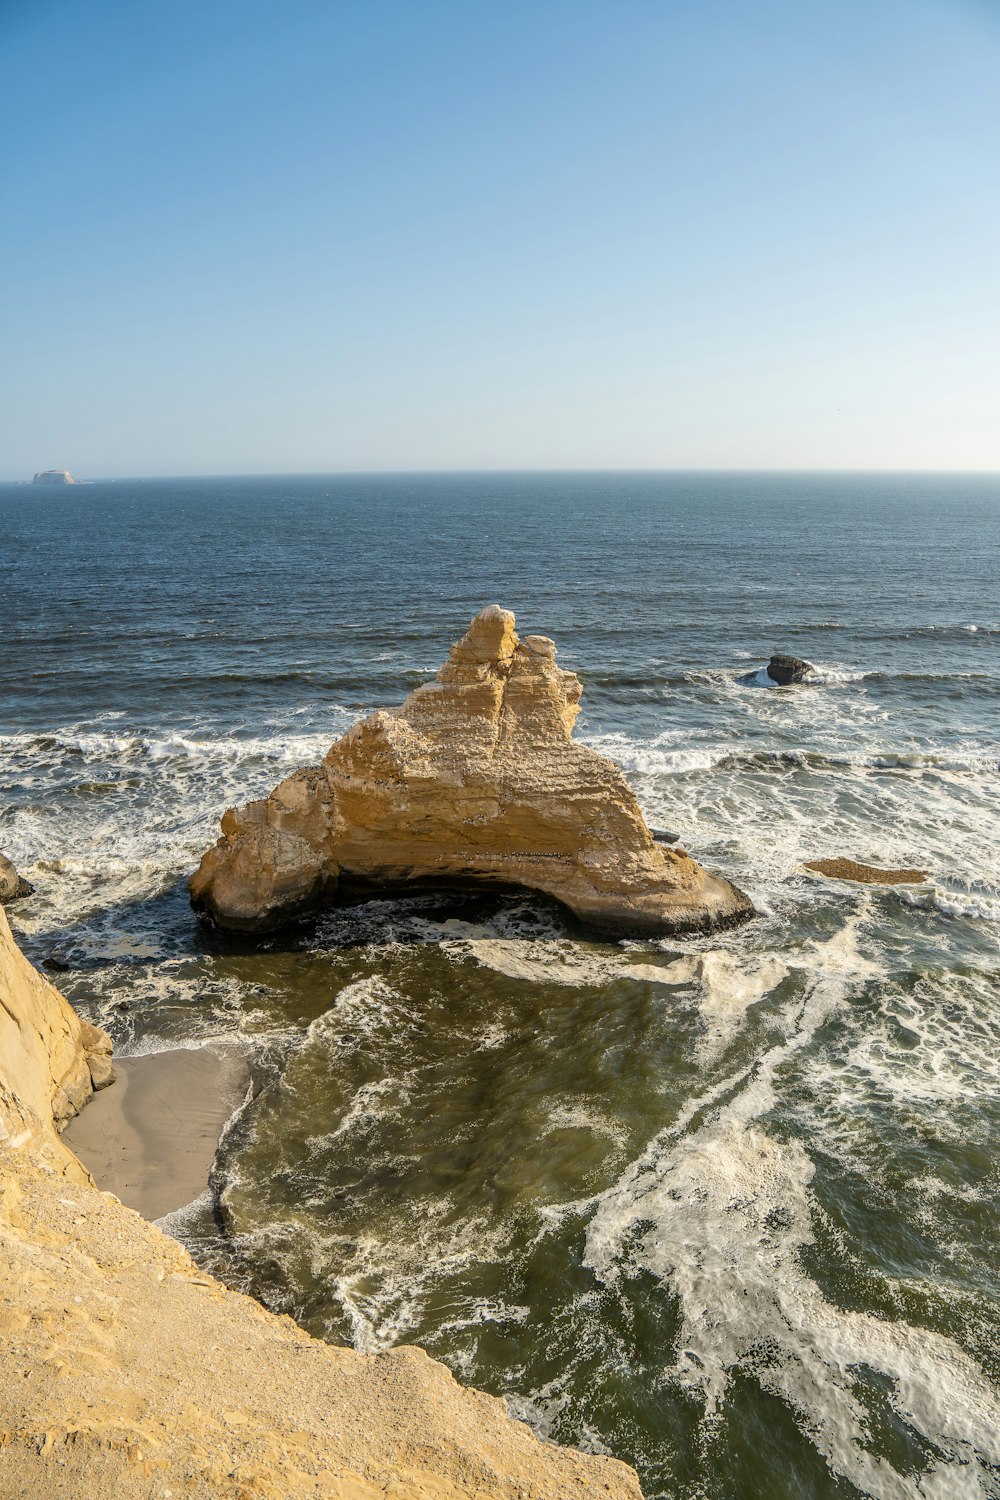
[444,933,630,987]
[581,914,1000,1498]
[581,729,726,776]
[900,885,1000,925]
[657,950,790,1058]
[741,663,869,688]
[437,927,790,1025]
[307,975,420,1038]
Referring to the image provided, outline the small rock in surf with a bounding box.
[766,654,815,685]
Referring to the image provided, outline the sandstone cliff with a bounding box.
[0,906,113,1149]
[0,909,642,1499]
[191,606,753,936]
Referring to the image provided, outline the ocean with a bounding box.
[1,471,998,1499]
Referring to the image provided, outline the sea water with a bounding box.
[1,471,998,1499]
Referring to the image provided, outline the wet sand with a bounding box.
[65,1045,249,1221]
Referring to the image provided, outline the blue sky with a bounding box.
[2,0,998,476]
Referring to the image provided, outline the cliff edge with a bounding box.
[191,605,753,936]
[0,908,642,1499]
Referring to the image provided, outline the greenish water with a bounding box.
[2,472,998,1497]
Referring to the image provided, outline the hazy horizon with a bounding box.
[3,0,1000,478]
[8,464,1000,484]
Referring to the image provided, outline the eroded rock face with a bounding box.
[191,606,754,937]
[0,907,113,1150]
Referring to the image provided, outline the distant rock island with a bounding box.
[32,469,77,484]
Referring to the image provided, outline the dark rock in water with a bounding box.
[766,654,814,685]
[650,828,681,844]
[0,853,33,903]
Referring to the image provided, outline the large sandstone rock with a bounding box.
[191,606,754,936]
[0,886,641,1498]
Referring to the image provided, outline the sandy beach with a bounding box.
[65,1044,249,1221]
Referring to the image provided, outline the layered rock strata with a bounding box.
[191,606,754,936]
[0,907,642,1499]
[0,907,113,1135]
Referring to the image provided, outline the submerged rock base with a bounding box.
[191,606,754,937]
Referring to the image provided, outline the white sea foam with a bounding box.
[899,885,1000,924]
[435,926,775,1002]
[308,1208,508,1353]
[313,1075,418,1144]
[544,1102,628,1149]
[0,713,360,939]
[311,975,423,1037]
[154,1187,215,1235]
[799,966,1000,1130]
[581,730,727,776]
[0,722,342,770]
[656,950,791,1058]
[579,915,1000,1497]
[443,934,626,987]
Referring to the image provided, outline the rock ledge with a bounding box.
[804,857,928,885]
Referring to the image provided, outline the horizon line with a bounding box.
[4,465,1000,484]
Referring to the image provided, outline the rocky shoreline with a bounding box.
[0,600,754,1495]
[0,907,642,1499]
